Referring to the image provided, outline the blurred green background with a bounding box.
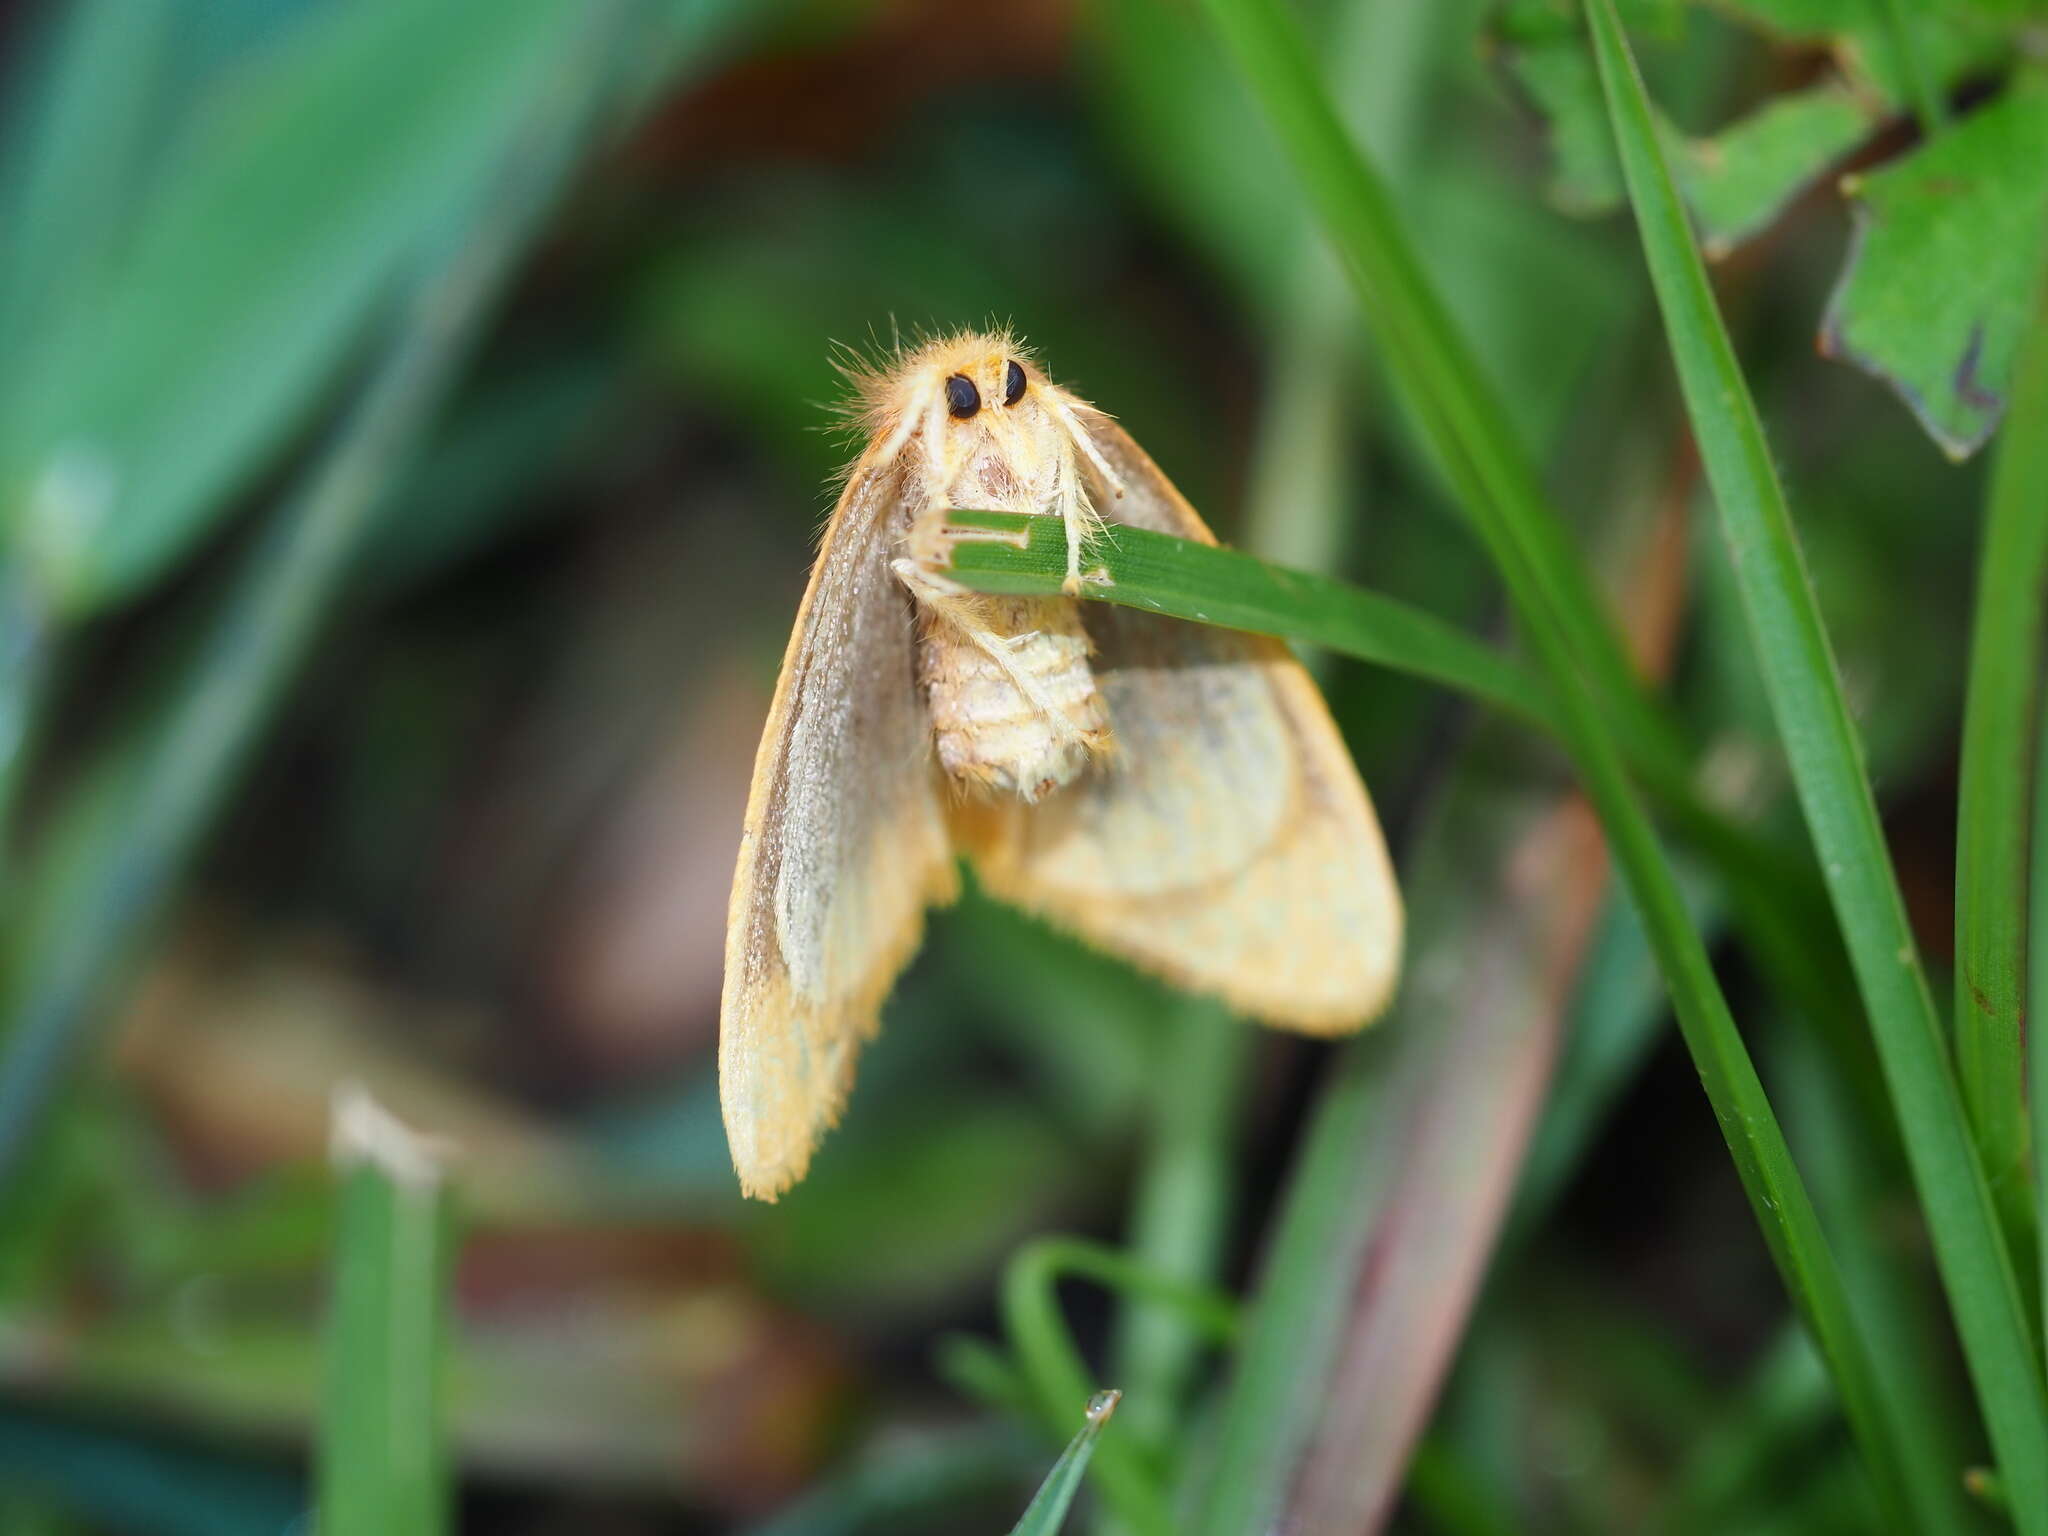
[0,0,2040,1530]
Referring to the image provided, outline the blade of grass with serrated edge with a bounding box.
[1006,1392,1124,1536]
[1176,0,1942,1526]
[1585,0,2046,1523]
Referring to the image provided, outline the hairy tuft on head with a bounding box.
[828,326,1037,444]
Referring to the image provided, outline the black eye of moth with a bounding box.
[1003,359,1026,405]
[945,374,980,418]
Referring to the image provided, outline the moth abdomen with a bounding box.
[919,595,1112,803]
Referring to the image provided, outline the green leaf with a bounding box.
[1500,23,1882,247]
[0,0,591,614]
[1005,1391,1123,1536]
[0,0,178,365]
[1586,0,2048,1525]
[1678,80,1876,256]
[1821,70,2048,458]
[1713,0,2012,86]
[1497,6,1627,212]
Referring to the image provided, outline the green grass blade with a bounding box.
[1958,262,2048,1265]
[2036,681,2048,1351]
[2014,279,2048,1357]
[319,1087,455,1536]
[1585,0,2048,1521]
[943,510,1547,729]
[1182,0,1945,1524]
[1006,1391,1124,1536]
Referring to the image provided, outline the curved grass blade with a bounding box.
[1006,1391,1124,1536]
[1584,0,2047,1523]
[997,1236,1238,1534]
[1182,0,1944,1525]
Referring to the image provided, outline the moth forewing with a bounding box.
[720,443,955,1201]
[721,331,1404,1201]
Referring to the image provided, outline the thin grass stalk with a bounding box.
[1957,260,2048,1271]
[1585,0,2048,1519]
[1192,0,1948,1523]
[1007,1392,1124,1536]
[2036,695,2048,1364]
[0,575,49,882]
[319,1087,454,1536]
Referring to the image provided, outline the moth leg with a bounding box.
[1046,392,1121,595]
[892,559,1087,747]
[1051,440,1111,595]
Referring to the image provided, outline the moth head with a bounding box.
[840,331,1076,512]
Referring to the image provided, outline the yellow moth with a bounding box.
[721,330,1402,1200]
